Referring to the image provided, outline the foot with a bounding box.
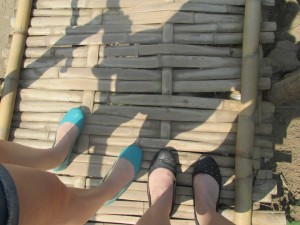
[149,168,174,215]
[101,158,135,200]
[194,174,219,216]
[52,122,79,165]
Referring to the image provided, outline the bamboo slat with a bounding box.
[122,3,245,14]
[18,89,83,102]
[15,45,242,58]
[174,22,276,33]
[176,0,274,6]
[26,33,163,47]
[173,78,271,92]
[92,105,239,122]
[58,67,162,81]
[25,32,274,47]
[11,113,273,135]
[33,0,274,8]
[18,66,272,81]
[10,126,271,148]
[172,121,273,135]
[32,4,245,15]
[29,16,97,27]
[32,9,92,16]
[26,22,276,36]
[34,0,164,9]
[17,78,269,92]
[19,79,162,92]
[173,66,272,80]
[23,46,89,58]
[22,57,88,68]
[95,93,241,111]
[174,32,274,44]
[15,100,82,112]
[102,12,243,25]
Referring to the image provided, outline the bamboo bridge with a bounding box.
[0,0,287,224]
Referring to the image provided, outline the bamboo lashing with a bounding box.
[0,0,32,140]
[234,0,262,224]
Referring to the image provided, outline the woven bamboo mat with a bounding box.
[5,0,278,224]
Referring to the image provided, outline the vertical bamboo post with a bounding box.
[0,0,32,140]
[235,0,262,224]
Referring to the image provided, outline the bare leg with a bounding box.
[0,122,78,170]
[136,168,173,225]
[194,174,235,225]
[2,157,134,225]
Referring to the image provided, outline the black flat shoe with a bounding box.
[147,148,177,217]
[192,155,222,225]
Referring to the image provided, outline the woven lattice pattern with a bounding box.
[5,0,278,224]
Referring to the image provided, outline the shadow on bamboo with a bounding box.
[7,0,278,223]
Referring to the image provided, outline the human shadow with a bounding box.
[8,0,277,223]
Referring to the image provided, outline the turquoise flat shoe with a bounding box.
[52,108,85,172]
[103,145,143,206]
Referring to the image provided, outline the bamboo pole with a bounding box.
[0,0,32,140]
[26,22,276,36]
[234,0,262,224]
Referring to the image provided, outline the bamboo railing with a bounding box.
[0,0,33,140]
[234,0,262,224]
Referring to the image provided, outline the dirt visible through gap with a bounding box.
[0,0,15,79]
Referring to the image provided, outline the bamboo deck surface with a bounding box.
[4,0,279,224]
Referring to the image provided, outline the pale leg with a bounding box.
[2,157,135,225]
[136,168,173,225]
